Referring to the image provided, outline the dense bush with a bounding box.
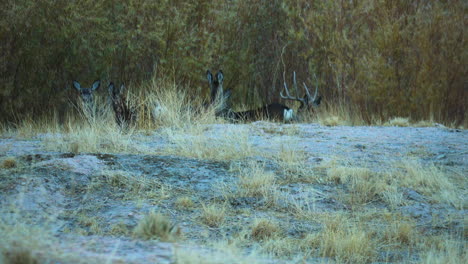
[0,0,465,125]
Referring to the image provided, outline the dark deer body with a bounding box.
[108,83,137,128]
[231,103,293,122]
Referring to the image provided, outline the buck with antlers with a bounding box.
[206,70,320,122]
[280,71,322,121]
[206,70,293,121]
[108,82,137,129]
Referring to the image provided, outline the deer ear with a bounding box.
[73,81,81,91]
[91,80,100,91]
[119,84,125,94]
[206,70,213,83]
[216,70,224,83]
[108,82,115,95]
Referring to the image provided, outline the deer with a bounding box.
[206,70,293,122]
[230,102,293,122]
[280,71,322,121]
[73,80,101,116]
[206,70,232,117]
[108,82,137,129]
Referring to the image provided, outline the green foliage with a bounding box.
[0,0,465,125]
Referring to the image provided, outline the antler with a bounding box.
[280,71,320,106]
[280,71,307,104]
[302,73,319,103]
[280,71,310,104]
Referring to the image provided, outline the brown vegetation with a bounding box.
[0,1,465,126]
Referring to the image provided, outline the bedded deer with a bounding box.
[206,70,293,121]
[206,70,322,122]
[230,102,293,121]
[108,82,137,128]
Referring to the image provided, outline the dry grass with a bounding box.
[0,220,66,264]
[396,160,464,208]
[237,162,276,197]
[164,125,255,161]
[42,118,137,154]
[257,123,302,136]
[89,170,161,199]
[137,78,219,130]
[109,221,130,236]
[385,117,411,127]
[414,120,436,127]
[319,115,346,126]
[1,244,41,264]
[301,213,376,263]
[174,243,267,264]
[76,215,102,235]
[1,157,18,169]
[0,113,62,139]
[133,211,180,242]
[200,203,226,228]
[418,237,467,264]
[313,101,365,126]
[327,166,386,206]
[325,160,465,209]
[250,219,282,241]
[275,144,320,184]
[175,196,195,209]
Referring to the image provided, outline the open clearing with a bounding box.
[0,122,466,263]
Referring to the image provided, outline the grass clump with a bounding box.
[0,220,62,264]
[251,219,282,241]
[164,125,255,161]
[320,115,346,126]
[1,157,17,169]
[418,238,467,264]
[237,162,276,197]
[138,78,219,130]
[385,117,410,127]
[200,204,226,228]
[1,245,40,264]
[175,196,195,209]
[133,211,179,242]
[275,145,319,183]
[396,160,463,208]
[327,166,383,205]
[304,215,376,263]
[91,170,160,199]
[382,220,417,246]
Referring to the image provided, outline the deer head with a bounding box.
[73,80,100,110]
[108,82,125,103]
[206,70,231,117]
[280,71,321,116]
